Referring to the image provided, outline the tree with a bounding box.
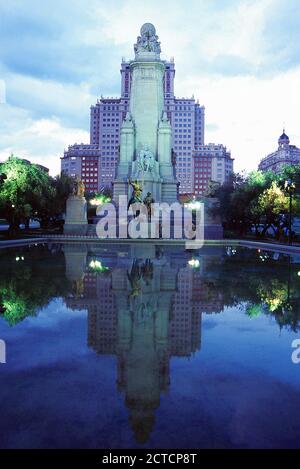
[0,246,71,325]
[250,182,289,238]
[213,169,300,239]
[0,155,73,234]
[204,180,221,197]
[280,164,300,193]
[34,173,73,228]
[0,156,54,234]
[213,171,269,235]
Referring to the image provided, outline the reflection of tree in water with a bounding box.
[0,245,71,325]
[206,248,300,331]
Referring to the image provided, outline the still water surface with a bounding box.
[0,243,300,448]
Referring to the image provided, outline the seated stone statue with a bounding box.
[138,144,155,173]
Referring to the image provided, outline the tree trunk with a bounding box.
[40,218,49,229]
[254,224,260,238]
[8,221,20,238]
[260,224,271,238]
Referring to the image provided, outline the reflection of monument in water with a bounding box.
[63,244,224,443]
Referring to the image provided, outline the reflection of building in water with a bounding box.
[192,270,225,314]
[88,274,117,355]
[170,267,201,357]
[63,244,225,443]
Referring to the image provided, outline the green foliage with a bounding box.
[206,249,300,331]
[0,155,73,233]
[214,168,300,238]
[0,246,71,325]
[1,288,36,326]
[246,303,262,318]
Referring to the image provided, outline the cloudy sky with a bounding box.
[0,0,300,175]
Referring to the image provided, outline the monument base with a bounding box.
[200,197,223,240]
[64,195,88,235]
[161,181,179,204]
[64,223,88,236]
[113,178,178,204]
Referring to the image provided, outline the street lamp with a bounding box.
[284,179,296,245]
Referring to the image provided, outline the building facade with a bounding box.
[60,144,101,193]
[61,27,232,195]
[88,57,205,195]
[258,130,300,173]
[193,143,234,196]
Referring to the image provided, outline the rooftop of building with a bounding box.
[279,131,289,141]
[259,129,300,166]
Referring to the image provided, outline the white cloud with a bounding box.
[1,0,300,175]
[98,0,274,69]
[181,67,300,171]
[199,0,273,65]
[0,104,89,175]
[2,69,95,126]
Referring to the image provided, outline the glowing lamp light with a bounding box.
[188,258,200,269]
[187,199,202,211]
[89,196,111,206]
[89,259,109,273]
[298,271,300,277]
[15,256,24,262]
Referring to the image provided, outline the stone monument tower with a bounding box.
[113,23,178,203]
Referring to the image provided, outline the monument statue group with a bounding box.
[64,23,222,240]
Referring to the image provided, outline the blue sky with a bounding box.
[0,0,300,174]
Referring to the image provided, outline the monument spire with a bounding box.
[113,23,178,203]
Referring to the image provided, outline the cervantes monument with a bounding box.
[113,23,178,204]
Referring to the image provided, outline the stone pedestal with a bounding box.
[64,195,88,235]
[200,197,223,240]
[161,181,179,204]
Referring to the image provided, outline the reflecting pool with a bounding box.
[0,242,300,448]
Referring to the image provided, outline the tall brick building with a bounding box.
[61,36,233,195]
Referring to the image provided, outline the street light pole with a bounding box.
[285,179,296,245]
[289,189,292,245]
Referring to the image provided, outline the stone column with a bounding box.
[117,113,135,178]
[129,60,165,158]
[158,113,173,180]
[114,114,135,199]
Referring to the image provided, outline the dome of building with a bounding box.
[278,129,290,145]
